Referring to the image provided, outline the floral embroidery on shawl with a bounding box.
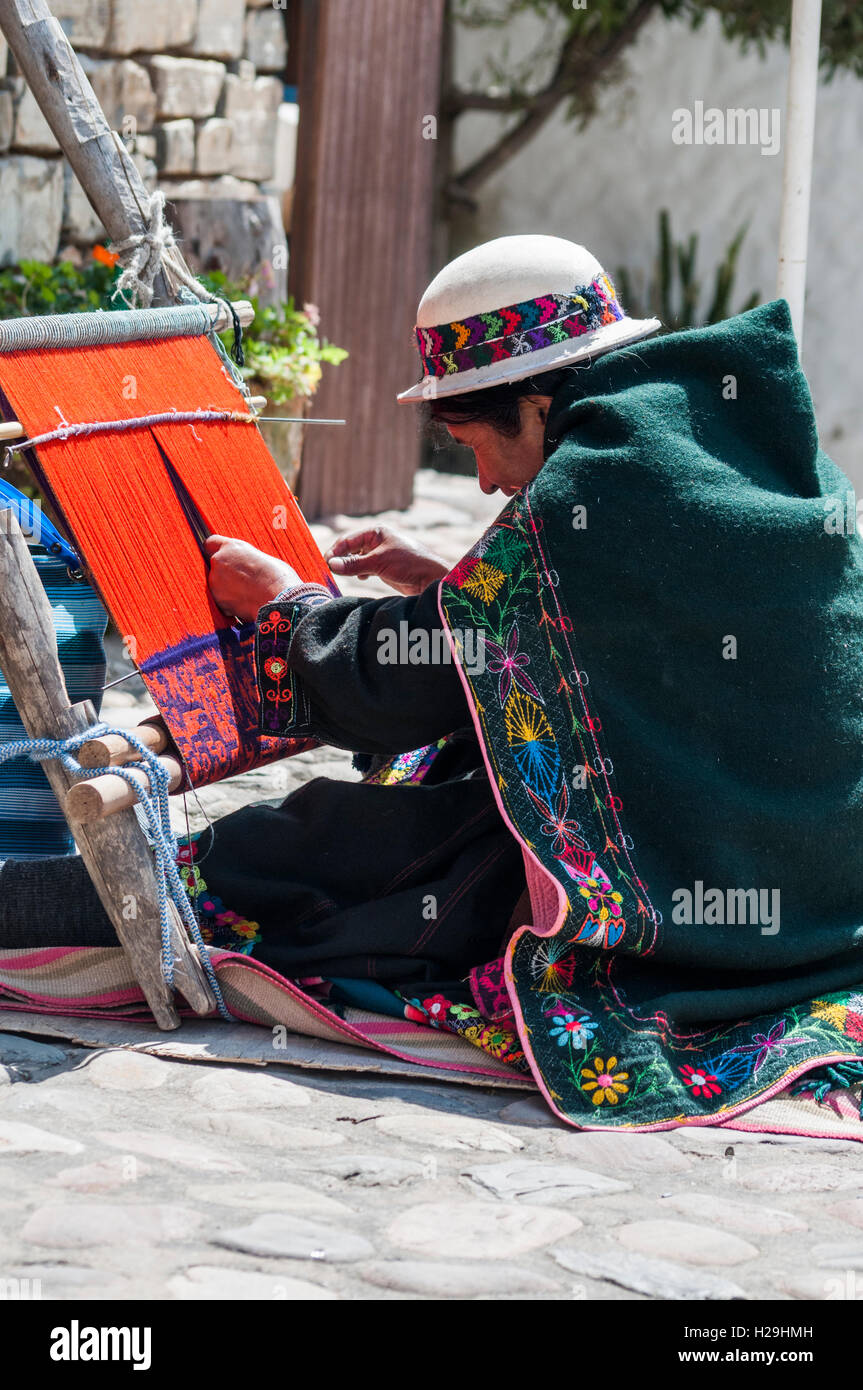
[396,988,529,1072]
[440,495,863,1128]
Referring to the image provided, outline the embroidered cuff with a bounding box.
[255,583,334,736]
[274,582,332,609]
[256,600,296,735]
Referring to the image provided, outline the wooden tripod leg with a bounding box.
[0,0,251,327]
[0,511,216,1029]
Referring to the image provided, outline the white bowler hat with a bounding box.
[398,234,661,402]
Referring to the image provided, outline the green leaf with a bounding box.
[0,261,346,405]
[619,208,760,333]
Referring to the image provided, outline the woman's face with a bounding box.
[443,396,551,497]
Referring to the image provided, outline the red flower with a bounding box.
[447,557,480,588]
[679,1064,722,1098]
[422,993,452,1022]
[845,1012,863,1042]
[92,244,119,268]
[264,656,287,679]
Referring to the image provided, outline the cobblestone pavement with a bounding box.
[3,471,862,1302]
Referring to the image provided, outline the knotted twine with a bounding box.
[108,190,245,366]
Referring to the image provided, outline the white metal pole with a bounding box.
[776,0,823,352]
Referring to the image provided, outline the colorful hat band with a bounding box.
[416,274,625,381]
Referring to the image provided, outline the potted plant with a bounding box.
[0,258,347,496]
[205,273,347,492]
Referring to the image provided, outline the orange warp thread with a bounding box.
[0,333,333,783]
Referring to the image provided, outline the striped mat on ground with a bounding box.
[2,943,862,1138]
[0,945,527,1087]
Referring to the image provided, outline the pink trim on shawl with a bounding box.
[436,579,863,1137]
[437,580,572,1115]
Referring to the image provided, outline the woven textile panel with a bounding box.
[0,332,332,786]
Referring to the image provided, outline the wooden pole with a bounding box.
[776,0,823,350]
[0,0,212,310]
[0,510,216,1027]
[0,4,241,1027]
[289,0,446,517]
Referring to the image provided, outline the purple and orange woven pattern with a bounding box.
[0,334,333,788]
[416,274,624,378]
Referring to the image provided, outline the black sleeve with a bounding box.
[255,581,471,755]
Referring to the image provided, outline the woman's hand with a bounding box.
[205,535,301,623]
[326,526,449,596]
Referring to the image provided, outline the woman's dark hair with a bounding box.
[426,365,588,438]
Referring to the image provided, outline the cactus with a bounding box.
[617,209,759,333]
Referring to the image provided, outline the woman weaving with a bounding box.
[4,233,863,1132]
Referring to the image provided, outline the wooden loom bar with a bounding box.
[66,754,184,824]
[0,510,216,1028]
[211,301,254,333]
[0,2,252,321]
[76,721,170,770]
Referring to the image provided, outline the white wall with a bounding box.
[451,10,863,485]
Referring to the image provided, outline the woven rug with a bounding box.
[717,1085,863,1141]
[0,1010,535,1088]
[0,945,530,1089]
[2,944,860,1135]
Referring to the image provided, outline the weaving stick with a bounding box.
[210,302,255,334]
[0,509,216,1028]
[66,754,183,824]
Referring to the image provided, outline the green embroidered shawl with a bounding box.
[439,298,863,1129]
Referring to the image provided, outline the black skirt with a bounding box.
[200,736,525,984]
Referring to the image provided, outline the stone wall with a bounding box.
[0,0,295,299]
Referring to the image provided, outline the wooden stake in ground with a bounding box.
[0,0,175,304]
[0,510,216,1030]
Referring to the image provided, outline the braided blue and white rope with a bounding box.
[0,725,230,1020]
